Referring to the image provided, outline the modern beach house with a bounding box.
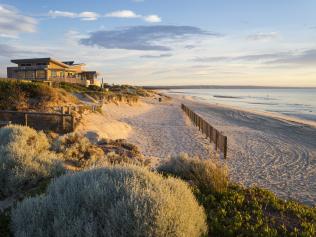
[7,58,99,86]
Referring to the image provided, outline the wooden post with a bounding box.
[24,113,28,126]
[209,126,213,143]
[223,136,228,159]
[61,107,65,132]
[215,130,219,151]
[71,115,75,132]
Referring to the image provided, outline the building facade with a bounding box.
[7,58,99,86]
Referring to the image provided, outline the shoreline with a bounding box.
[163,91,316,129]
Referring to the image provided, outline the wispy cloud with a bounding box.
[80,25,220,51]
[48,9,161,23]
[194,53,287,63]
[247,32,279,41]
[194,49,316,67]
[0,43,45,58]
[0,4,37,38]
[48,10,99,21]
[267,49,316,65]
[140,53,172,58]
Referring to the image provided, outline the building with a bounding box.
[7,58,99,86]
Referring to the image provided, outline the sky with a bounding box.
[0,0,316,86]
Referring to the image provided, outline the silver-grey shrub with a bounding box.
[12,165,208,237]
[0,125,64,196]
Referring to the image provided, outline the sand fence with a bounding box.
[181,104,228,158]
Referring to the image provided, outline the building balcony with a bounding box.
[7,66,47,71]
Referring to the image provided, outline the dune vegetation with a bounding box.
[158,155,316,237]
[0,79,79,111]
[0,125,64,198]
[11,166,207,237]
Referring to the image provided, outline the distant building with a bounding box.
[7,58,99,86]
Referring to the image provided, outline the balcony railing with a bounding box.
[7,66,47,71]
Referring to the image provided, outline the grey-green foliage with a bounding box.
[0,125,64,196]
[12,165,208,237]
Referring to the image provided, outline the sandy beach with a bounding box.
[78,94,316,206]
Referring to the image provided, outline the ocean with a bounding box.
[167,88,316,122]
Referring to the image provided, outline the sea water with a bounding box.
[168,88,316,122]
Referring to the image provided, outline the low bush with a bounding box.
[0,125,64,197]
[52,133,106,168]
[12,166,208,237]
[98,139,146,166]
[158,153,228,193]
[197,185,316,237]
[159,154,316,236]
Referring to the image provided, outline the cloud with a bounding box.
[268,49,316,65]
[105,10,140,18]
[48,9,161,23]
[0,5,37,38]
[105,10,161,23]
[0,43,45,58]
[194,52,289,63]
[143,15,161,23]
[48,10,99,21]
[80,25,219,51]
[247,32,278,41]
[140,53,172,58]
[194,49,316,67]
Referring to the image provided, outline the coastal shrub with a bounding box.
[197,185,316,237]
[52,133,106,168]
[0,79,78,110]
[158,153,228,193]
[12,166,207,237]
[98,138,146,166]
[0,125,64,197]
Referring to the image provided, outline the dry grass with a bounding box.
[158,153,228,193]
[52,133,106,169]
[0,79,79,111]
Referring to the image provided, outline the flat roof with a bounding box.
[11,58,70,68]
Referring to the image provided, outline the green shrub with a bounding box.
[12,166,207,237]
[197,185,316,237]
[52,133,106,168]
[158,153,228,193]
[0,125,64,197]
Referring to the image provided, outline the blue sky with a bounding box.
[1,0,316,86]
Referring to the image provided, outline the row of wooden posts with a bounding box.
[0,110,74,133]
[181,104,228,159]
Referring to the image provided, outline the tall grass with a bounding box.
[12,165,207,237]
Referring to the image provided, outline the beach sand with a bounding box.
[78,94,316,206]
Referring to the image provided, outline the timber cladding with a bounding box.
[181,104,228,159]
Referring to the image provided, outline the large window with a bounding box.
[51,70,57,77]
